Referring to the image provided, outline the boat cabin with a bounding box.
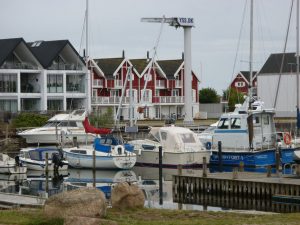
[212,98,277,150]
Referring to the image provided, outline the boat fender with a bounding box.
[283,133,292,145]
[116,145,124,155]
[138,149,142,156]
[205,142,212,150]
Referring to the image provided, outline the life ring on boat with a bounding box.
[205,142,212,150]
[283,132,292,145]
[115,145,124,155]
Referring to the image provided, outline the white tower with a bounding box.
[141,17,195,124]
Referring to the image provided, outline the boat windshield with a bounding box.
[43,121,60,128]
[178,133,196,143]
[29,150,57,161]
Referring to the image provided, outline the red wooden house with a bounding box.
[230,71,257,96]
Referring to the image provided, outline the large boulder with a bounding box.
[111,182,145,209]
[44,187,107,219]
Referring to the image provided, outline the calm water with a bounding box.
[0,165,299,213]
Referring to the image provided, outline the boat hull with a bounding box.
[133,150,210,169]
[0,164,27,174]
[64,151,136,170]
[20,159,68,171]
[209,147,296,168]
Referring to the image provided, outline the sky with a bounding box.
[0,0,297,94]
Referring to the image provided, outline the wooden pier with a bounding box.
[173,171,300,213]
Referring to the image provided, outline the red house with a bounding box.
[230,71,257,95]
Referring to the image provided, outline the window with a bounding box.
[217,118,229,129]
[47,74,63,93]
[231,118,241,129]
[110,90,119,97]
[235,82,245,87]
[66,74,84,92]
[155,106,160,118]
[0,100,17,112]
[47,99,63,111]
[253,116,260,124]
[179,133,196,143]
[161,131,167,140]
[144,74,152,81]
[263,115,269,125]
[0,74,17,93]
[172,89,179,96]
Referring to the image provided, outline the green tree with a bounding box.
[89,107,114,128]
[12,113,49,128]
[223,88,245,112]
[199,87,220,103]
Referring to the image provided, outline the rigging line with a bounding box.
[273,0,294,108]
[228,0,248,104]
[69,10,86,112]
[135,16,165,124]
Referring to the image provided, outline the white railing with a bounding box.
[159,96,184,103]
[175,80,182,88]
[92,79,103,87]
[92,96,137,104]
[155,80,165,88]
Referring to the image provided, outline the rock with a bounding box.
[111,182,145,209]
[44,188,107,219]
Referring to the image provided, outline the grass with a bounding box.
[2,208,300,225]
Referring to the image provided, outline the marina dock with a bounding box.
[173,171,300,213]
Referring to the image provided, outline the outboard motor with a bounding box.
[14,155,20,166]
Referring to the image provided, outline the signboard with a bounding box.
[176,17,194,27]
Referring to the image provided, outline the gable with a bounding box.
[0,38,23,66]
[94,58,124,79]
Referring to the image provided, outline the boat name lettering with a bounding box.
[177,18,194,26]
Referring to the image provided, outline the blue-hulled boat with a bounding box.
[209,98,298,169]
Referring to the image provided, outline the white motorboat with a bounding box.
[63,135,137,169]
[129,125,210,168]
[0,153,27,174]
[17,109,95,144]
[19,147,68,171]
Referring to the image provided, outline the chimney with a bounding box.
[83,49,86,58]
[147,51,149,59]
[182,52,184,60]
[122,50,125,58]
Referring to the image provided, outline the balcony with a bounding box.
[92,96,137,105]
[93,79,103,88]
[0,62,38,70]
[152,96,184,104]
[155,80,165,89]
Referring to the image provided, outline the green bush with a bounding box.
[12,113,49,128]
[89,107,114,128]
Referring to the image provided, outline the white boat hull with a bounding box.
[20,159,68,171]
[0,163,27,174]
[64,147,136,169]
[134,149,210,168]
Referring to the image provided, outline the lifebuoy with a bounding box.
[205,142,212,150]
[283,132,292,145]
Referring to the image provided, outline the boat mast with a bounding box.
[297,0,300,134]
[248,0,254,106]
[85,0,91,112]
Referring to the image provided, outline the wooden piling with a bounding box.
[93,150,96,188]
[159,146,163,205]
[45,153,49,194]
[203,157,207,178]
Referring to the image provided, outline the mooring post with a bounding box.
[93,150,96,188]
[232,167,238,179]
[275,146,280,176]
[203,157,207,178]
[5,124,8,145]
[297,164,300,176]
[45,152,49,194]
[159,146,163,205]
[267,165,272,177]
[239,161,244,172]
[218,141,223,172]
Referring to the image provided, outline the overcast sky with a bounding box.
[0,0,297,94]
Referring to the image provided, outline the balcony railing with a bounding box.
[92,96,137,104]
[152,96,184,104]
[155,80,165,88]
[93,79,103,87]
[0,62,38,70]
[175,80,182,88]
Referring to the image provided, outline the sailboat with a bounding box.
[209,0,297,171]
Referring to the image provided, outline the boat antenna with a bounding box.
[248,0,254,108]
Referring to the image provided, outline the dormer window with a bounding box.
[31,41,43,47]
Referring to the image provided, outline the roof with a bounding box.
[130,58,151,74]
[94,58,124,79]
[156,59,183,79]
[0,38,24,66]
[259,52,297,74]
[239,71,258,82]
[28,40,84,68]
